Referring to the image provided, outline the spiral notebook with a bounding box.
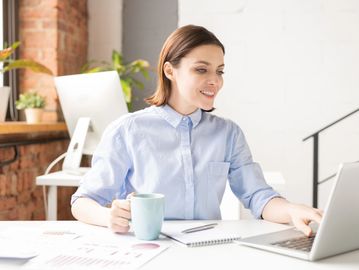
[161,222,241,247]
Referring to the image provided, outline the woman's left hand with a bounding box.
[262,197,323,236]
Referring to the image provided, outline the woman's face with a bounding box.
[165,44,224,115]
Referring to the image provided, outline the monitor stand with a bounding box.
[62,117,91,175]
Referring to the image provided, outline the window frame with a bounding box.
[3,0,19,121]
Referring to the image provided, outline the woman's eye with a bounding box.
[196,68,207,73]
[217,70,224,75]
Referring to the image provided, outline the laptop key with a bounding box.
[270,234,316,251]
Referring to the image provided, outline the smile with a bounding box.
[200,90,215,97]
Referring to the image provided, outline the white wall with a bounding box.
[179,0,359,208]
[87,0,123,63]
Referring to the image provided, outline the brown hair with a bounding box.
[145,25,225,106]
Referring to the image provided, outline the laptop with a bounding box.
[237,162,359,261]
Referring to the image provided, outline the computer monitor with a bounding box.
[55,71,128,174]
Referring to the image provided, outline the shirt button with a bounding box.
[182,117,187,121]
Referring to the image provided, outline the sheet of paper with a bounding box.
[0,225,81,259]
[23,235,170,270]
[0,223,170,269]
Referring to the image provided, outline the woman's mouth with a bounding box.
[200,90,215,97]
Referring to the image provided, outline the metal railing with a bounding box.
[303,107,359,208]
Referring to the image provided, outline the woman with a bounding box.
[71,25,322,236]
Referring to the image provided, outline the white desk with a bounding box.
[0,220,358,270]
[36,169,88,220]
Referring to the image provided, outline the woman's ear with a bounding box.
[163,62,174,80]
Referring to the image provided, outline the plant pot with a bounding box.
[0,86,11,122]
[24,108,44,123]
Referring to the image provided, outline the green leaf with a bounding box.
[81,51,150,111]
[0,42,20,61]
[141,69,150,79]
[84,66,111,73]
[4,59,53,75]
[120,79,132,104]
[132,78,144,90]
[15,92,46,109]
[112,50,123,67]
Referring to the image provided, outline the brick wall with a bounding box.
[0,140,77,220]
[19,0,88,122]
[0,0,88,220]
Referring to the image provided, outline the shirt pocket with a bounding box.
[207,162,230,204]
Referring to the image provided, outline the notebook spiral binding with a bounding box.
[186,237,241,247]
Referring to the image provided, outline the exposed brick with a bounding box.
[22,32,57,49]
[0,175,6,196]
[20,157,35,169]
[0,0,87,220]
[17,173,24,193]
[19,0,88,122]
[32,208,46,220]
[0,211,9,220]
[58,186,77,220]
[0,197,17,211]
[10,174,18,195]
[17,204,32,220]
[0,147,14,161]
[20,7,57,19]
[20,19,40,29]
[17,191,31,204]
[8,209,18,220]
[21,0,42,7]
[42,20,57,29]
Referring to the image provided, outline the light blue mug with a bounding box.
[131,193,165,240]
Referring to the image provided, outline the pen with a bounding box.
[181,223,218,234]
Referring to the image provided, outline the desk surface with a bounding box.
[0,220,358,270]
[36,169,90,186]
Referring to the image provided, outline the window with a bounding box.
[0,0,3,86]
[2,0,19,121]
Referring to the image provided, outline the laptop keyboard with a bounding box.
[270,234,316,252]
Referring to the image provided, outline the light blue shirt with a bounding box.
[71,105,280,219]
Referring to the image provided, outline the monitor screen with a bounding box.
[55,71,128,155]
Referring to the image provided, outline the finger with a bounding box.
[117,208,131,220]
[110,205,131,219]
[112,199,131,211]
[126,192,136,200]
[110,223,130,234]
[112,216,130,227]
[309,211,323,224]
[293,219,312,237]
[315,208,324,216]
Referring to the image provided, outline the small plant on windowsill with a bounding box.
[0,41,53,122]
[15,92,46,124]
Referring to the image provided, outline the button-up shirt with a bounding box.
[71,105,280,219]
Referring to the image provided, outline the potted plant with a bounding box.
[0,41,53,122]
[81,50,150,111]
[15,92,46,123]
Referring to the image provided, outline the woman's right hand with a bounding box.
[108,199,131,233]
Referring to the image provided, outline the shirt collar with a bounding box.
[155,104,202,128]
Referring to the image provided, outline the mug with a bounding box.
[131,193,165,240]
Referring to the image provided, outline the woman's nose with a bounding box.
[207,75,220,86]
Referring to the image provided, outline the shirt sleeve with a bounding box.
[71,119,132,206]
[227,123,281,219]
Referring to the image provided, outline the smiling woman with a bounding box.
[70,25,323,238]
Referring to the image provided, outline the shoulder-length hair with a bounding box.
[145,25,225,106]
